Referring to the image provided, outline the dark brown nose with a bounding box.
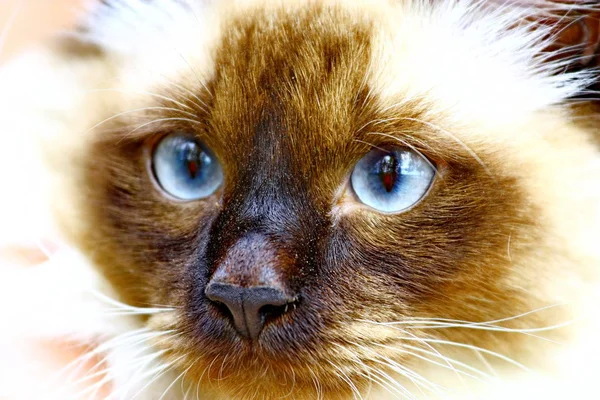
[205,233,297,340]
[205,283,294,339]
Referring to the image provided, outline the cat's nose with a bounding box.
[204,233,297,340]
[205,282,295,339]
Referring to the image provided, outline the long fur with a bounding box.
[1,1,599,399]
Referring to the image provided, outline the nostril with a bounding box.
[205,282,297,340]
[259,303,285,320]
[213,299,234,320]
[259,299,297,324]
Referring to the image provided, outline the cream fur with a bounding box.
[0,0,599,399]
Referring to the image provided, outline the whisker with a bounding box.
[405,337,534,374]
[117,349,170,399]
[84,106,197,135]
[354,370,398,399]
[71,371,114,400]
[32,238,55,259]
[389,116,493,177]
[308,367,323,400]
[343,340,445,394]
[365,351,448,395]
[110,63,210,112]
[280,364,297,399]
[473,348,498,377]
[204,354,220,386]
[70,345,174,400]
[119,117,203,142]
[379,318,571,332]
[395,328,469,389]
[166,37,213,103]
[328,361,364,400]
[52,328,150,382]
[129,354,187,400]
[86,88,198,112]
[159,361,195,400]
[402,303,567,326]
[100,310,176,317]
[64,330,173,387]
[372,358,445,398]
[365,364,419,400]
[393,343,491,381]
[182,360,198,400]
[91,290,177,313]
[216,352,229,381]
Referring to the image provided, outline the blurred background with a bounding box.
[0,0,82,62]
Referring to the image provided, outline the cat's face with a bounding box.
[58,1,599,398]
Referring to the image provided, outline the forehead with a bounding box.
[115,0,582,187]
[171,3,459,197]
[205,5,377,173]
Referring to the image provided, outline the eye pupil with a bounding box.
[379,154,398,193]
[182,143,202,178]
[187,160,199,178]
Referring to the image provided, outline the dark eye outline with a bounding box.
[145,133,224,202]
[348,147,438,214]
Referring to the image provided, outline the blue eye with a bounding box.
[152,133,223,200]
[351,149,435,213]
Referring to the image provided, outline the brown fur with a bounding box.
[26,1,598,399]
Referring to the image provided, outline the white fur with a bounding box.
[1,1,599,399]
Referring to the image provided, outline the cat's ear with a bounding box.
[495,0,600,93]
[541,3,600,92]
[541,3,600,67]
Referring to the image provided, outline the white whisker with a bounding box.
[473,348,498,377]
[345,340,446,394]
[84,106,197,135]
[402,303,567,326]
[120,117,202,142]
[354,370,398,399]
[91,290,177,313]
[117,349,170,399]
[129,354,187,400]
[308,367,323,400]
[397,328,469,388]
[367,363,419,400]
[87,88,197,112]
[64,330,172,386]
[52,328,150,383]
[397,117,493,177]
[406,337,534,374]
[159,361,195,400]
[328,361,364,400]
[395,343,491,381]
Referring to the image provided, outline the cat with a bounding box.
[1,0,599,399]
